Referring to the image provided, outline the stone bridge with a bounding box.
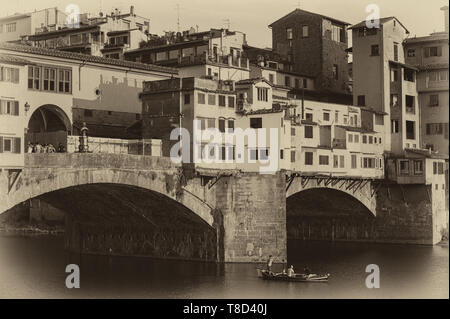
[0,154,443,264]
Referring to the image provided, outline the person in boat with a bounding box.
[287,265,295,277]
[266,255,274,273]
[303,266,311,275]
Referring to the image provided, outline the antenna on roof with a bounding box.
[223,19,230,30]
[175,3,181,32]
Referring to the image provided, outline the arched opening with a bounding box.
[26,104,71,149]
[287,188,375,244]
[1,183,218,262]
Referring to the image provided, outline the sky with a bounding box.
[2,0,448,48]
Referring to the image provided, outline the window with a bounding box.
[390,68,399,81]
[198,93,205,104]
[406,121,415,140]
[291,150,296,163]
[285,76,291,87]
[405,95,415,113]
[43,68,56,92]
[305,152,313,165]
[404,69,415,82]
[351,154,357,169]
[0,137,20,154]
[323,112,330,121]
[280,149,284,160]
[184,94,190,104]
[303,79,307,88]
[6,23,16,33]
[339,155,345,168]
[399,160,409,175]
[425,46,442,57]
[304,126,313,138]
[249,149,258,161]
[407,49,415,57]
[208,94,215,105]
[0,67,19,83]
[291,127,296,136]
[302,25,309,37]
[332,64,338,80]
[429,94,439,107]
[228,96,235,108]
[250,117,262,129]
[0,100,19,116]
[260,148,269,161]
[371,44,379,56]
[335,111,339,123]
[228,120,234,133]
[58,69,71,93]
[433,162,438,174]
[426,123,444,135]
[391,120,399,133]
[319,155,329,165]
[257,88,269,102]
[369,136,373,144]
[269,74,274,83]
[218,95,226,107]
[357,95,365,106]
[413,160,423,175]
[331,25,344,42]
[363,157,376,169]
[218,119,225,133]
[390,94,399,107]
[348,134,353,143]
[362,135,367,144]
[393,42,399,61]
[28,66,40,90]
[438,162,444,175]
[286,28,293,40]
[354,134,359,143]
[333,155,339,168]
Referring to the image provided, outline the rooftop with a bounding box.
[269,9,350,28]
[349,17,409,34]
[0,43,178,75]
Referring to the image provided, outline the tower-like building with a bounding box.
[350,17,420,155]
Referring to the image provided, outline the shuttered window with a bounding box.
[0,100,19,116]
[0,137,20,153]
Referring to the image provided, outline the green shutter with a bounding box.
[14,101,19,116]
[14,137,21,154]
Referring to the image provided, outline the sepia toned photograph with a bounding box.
[0,0,448,303]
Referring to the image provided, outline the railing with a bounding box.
[67,136,162,156]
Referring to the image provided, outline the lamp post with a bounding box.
[79,122,89,153]
[24,102,30,115]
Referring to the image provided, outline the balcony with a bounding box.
[332,138,346,149]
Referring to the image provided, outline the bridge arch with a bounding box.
[286,176,377,216]
[28,104,72,134]
[1,154,214,227]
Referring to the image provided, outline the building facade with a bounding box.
[269,9,351,97]
[404,31,449,156]
[140,76,385,179]
[0,8,67,43]
[25,6,149,58]
[0,42,177,170]
[351,17,421,156]
[125,28,250,82]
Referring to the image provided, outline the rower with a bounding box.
[287,265,295,277]
[266,255,274,273]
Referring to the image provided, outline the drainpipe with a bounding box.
[78,60,87,91]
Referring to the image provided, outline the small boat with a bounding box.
[256,268,330,282]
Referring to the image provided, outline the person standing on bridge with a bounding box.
[266,255,274,273]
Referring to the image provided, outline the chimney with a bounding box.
[442,6,449,33]
[130,5,135,16]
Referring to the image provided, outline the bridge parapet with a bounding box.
[24,153,179,171]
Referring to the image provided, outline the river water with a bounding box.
[0,234,447,299]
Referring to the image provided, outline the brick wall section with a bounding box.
[214,172,287,263]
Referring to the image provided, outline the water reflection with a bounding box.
[0,234,447,298]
